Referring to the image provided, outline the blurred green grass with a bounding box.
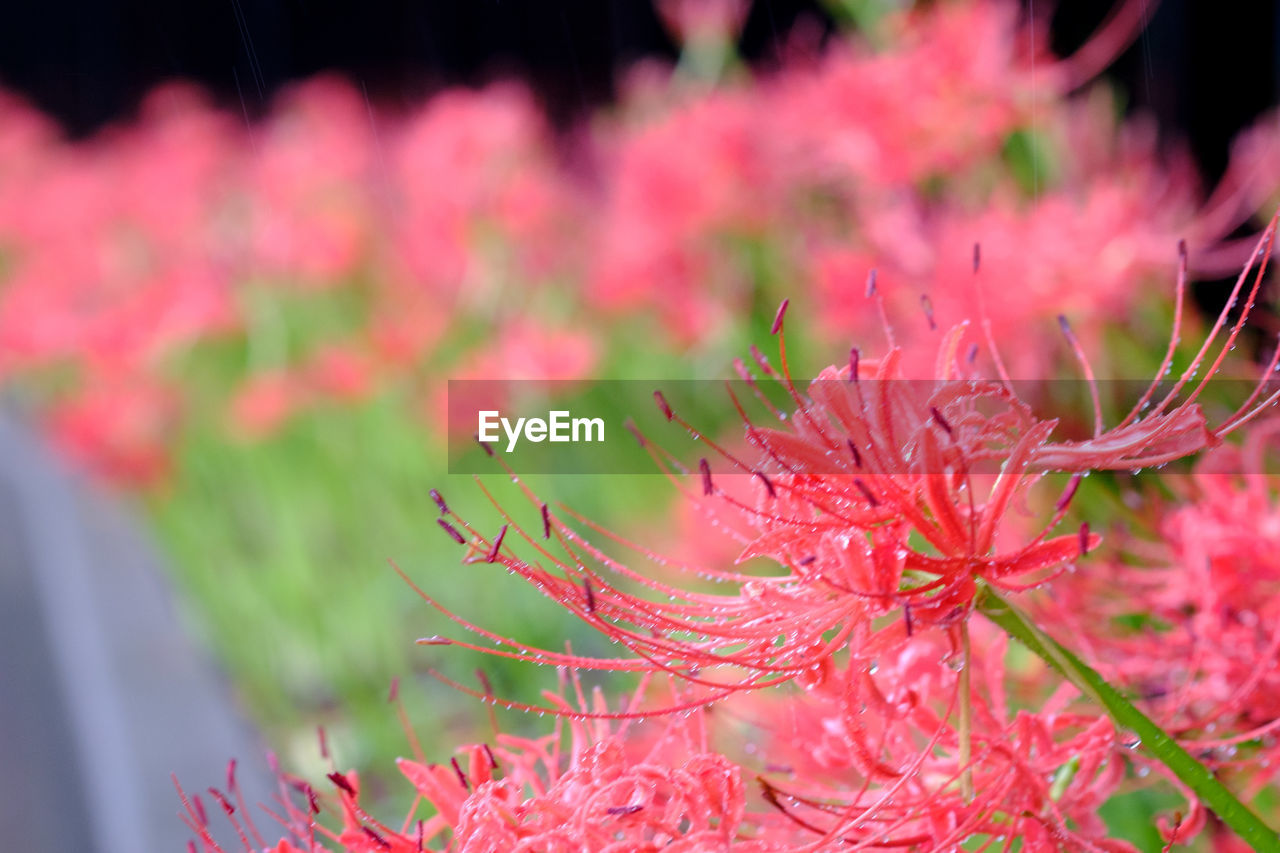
[148,387,686,798]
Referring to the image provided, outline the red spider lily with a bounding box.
[727,626,1133,851]
[177,209,1280,851]
[1034,422,1280,821]
[181,638,1135,852]
[415,219,1279,711]
[180,683,813,852]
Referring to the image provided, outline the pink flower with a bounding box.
[733,627,1130,849]
[1034,423,1280,814]
[182,704,805,852]
[424,224,1279,700]
[46,376,176,485]
[246,76,374,285]
[305,345,376,403]
[229,371,307,440]
[656,0,750,49]
[427,321,601,432]
[185,221,1280,852]
[390,84,573,297]
[588,90,778,345]
[771,1,1033,187]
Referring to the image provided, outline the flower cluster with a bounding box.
[185,215,1280,849]
[1033,423,1280,829]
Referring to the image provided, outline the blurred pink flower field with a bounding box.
[1,0,1274,486]
[4,0,1280,850]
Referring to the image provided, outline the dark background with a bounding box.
[0,0,1275,185]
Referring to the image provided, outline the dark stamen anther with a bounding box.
[607,804,644,816]
[849,347,860,383]
[921,294,937,330]
[476,437,495,457]
[437,518,466,545]
[362,827,391,850]
[1056,474,1082,512]
[429,488,449,515]
[1079,521,1091,556]
[486,524,508,563]
[930,406,953,436]
[798,555,816,566]
[583,578,596,614]
[304,784,320,815]
[904,601,914,636]
[208,788,235,815]
[541,503,552,539]
[866,268,878,297]
[966,342,979,364]
[699,458,713,495]
[847,438,862,468]
[771,298,789,335]
[754,470,777,498]
[327,771,355,796]
[451,757,470,791]
[973,242,981,274]
[854,478,879,507]
[654,390,673,421]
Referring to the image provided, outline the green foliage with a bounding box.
[149,383,654,804]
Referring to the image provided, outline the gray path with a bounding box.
[0,415,274,852]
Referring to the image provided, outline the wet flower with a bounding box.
[735,627,1131,850]
[420,218,1278,707]
[182,692,810,852]
[1035,421,1280,812]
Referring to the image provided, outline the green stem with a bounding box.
[975,585,1280,852]
[959,619,974,802]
